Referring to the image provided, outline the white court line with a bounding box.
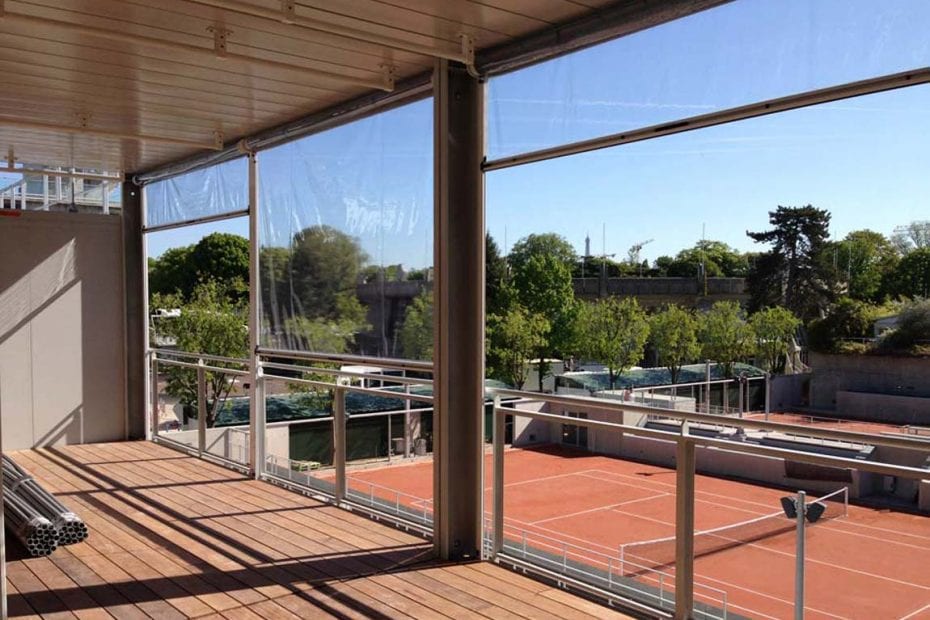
[482,470,590,492]
[585,468,780,512]
[821,520,930,553]
[830,519,930,544]
[531,492,669,525]
[577,471,768,517]
[692,572,850,620]
[900,601,930,620]
[611,508,930,592]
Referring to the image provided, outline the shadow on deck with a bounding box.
[5,441,631,619]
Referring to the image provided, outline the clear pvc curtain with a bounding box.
[486,0,930,161]
[257,99,433,360]
[145,158,248,228]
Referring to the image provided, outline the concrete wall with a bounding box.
[836,391,930,426]
[809,352,930,410]
[0,211,126,449]
[770,373,811,411]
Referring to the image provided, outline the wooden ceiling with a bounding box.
[0,0,615,175]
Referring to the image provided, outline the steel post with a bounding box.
[675,435,696,619]
[433,58,485,560]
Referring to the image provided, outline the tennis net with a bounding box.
[619,487,848,576]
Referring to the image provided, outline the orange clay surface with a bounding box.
[334,444,930,620]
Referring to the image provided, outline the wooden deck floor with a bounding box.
[5,441,633,619]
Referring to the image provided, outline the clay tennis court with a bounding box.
[340,445,930,620]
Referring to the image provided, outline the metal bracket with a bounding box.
[280,0,296,24]
[75,112,92,128]
[213,130,225,150]
[207,26,231,59]
[460,34,480,79]
[6,146,13,167]
[380,63,396,91]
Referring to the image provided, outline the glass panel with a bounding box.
[145,158,248,228]
[258,99,433,360]
[487,0,930,160]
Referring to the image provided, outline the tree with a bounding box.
[486,306,550,389]
[149,245,195,299]
[151,281,248,427]
[878,299,930,353]
[509,233,577,273]
[578,297,650,390]
[148,233,249,304]
[486,234,510,316]
[511,250,576,390]
[664,240,749,278]
[891,220,930,255]
[828,230,899,302]
[398,291,433,360]
[884,247,930,299]
[747,205,835,321]
[749,306,801,373]
[650,305,700,384]
[698,301,756,377]
[289,225,368,320]
[807,297,880,353]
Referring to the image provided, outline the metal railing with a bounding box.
[486,386,930,618]
[258,349,435,528]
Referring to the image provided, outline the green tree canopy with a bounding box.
[148,232,249,303]
[806,297,880,353]
[151,281,248,427]
[486,233,510,316]
[884,247,930,299]
[663,240,749,278]
[486,306,550,390]
[289,225,368,321]
[649,305,700,384]
[878,299,930,353]
[398,291,433,360]
[749,306,801,373]
[827,230,899,302]
[698,301,756,377]
[509,233,577,273]
[511,249,576,390]
[747,205,835,321]
[577,297,650,390]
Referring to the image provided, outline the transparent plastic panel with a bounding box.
[487,84,930,284]
[258,99,433,360]
[487,0,930,160]
[145,158,248,228]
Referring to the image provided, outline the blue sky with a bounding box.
[147,0,930,267]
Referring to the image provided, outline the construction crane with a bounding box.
[627,238,654,275]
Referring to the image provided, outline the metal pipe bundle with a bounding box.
[4,490,57,557]
[2,455,88,554]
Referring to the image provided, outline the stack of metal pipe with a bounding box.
[3,455,88,556]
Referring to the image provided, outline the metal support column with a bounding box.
[122,181,148,440]
[333,386,347,502]
[675,435,696,619]
[433,58,485,561]
[247,151,262,477]
[492,396,504,556]
[197,360,207,455]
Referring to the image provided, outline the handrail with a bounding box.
[262,372,434,403]
[258,346,433,373]
[496,404,930,480]
[261,360,433,387]
[489,387,930,453]
[153,356,250,377]
[151,348,249,367]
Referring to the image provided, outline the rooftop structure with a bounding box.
[2,2,930,619]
